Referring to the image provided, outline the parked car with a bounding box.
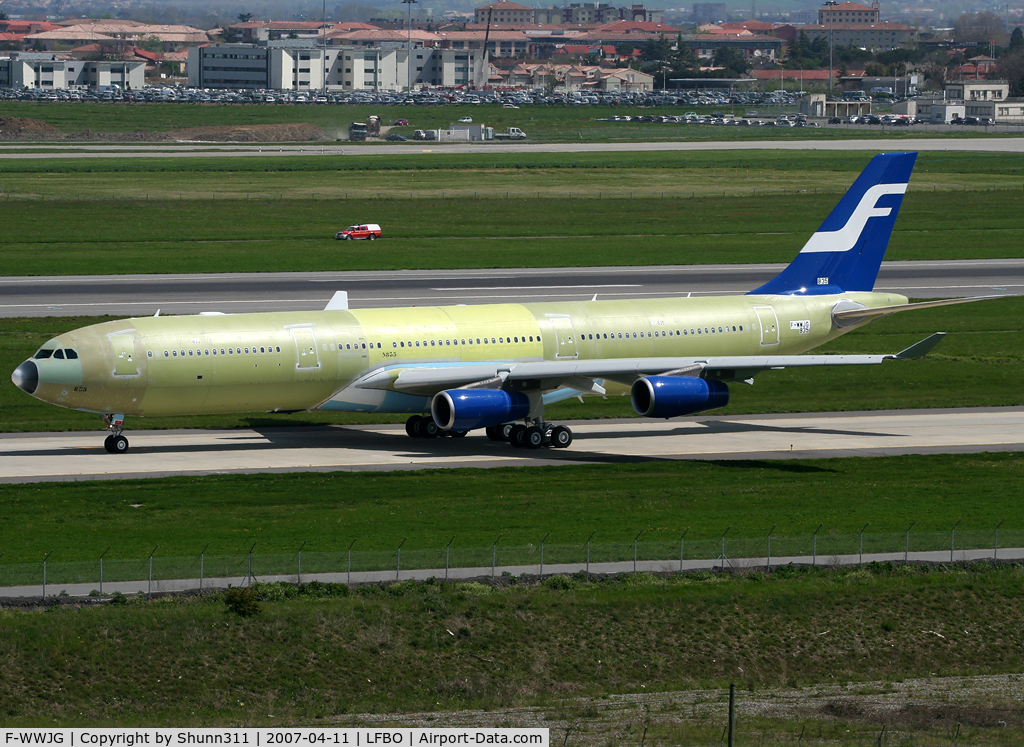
[828,116,842,124]
[335,224,382,241]
[394,118,409,125]
[458,116,473,123]
[385,133,407,141]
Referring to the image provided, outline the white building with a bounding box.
[0,52,145,90]
[188,43,487,91]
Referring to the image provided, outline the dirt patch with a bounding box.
[0,118,329,142]
[0,116,64,138]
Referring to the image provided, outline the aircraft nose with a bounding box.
[12,360,39,395]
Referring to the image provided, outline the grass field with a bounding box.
[0,452,1021,563]
[2,150,1023,276]
[3,564,1024,737]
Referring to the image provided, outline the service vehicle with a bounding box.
[492,126,527,140]
[335,224,382,241]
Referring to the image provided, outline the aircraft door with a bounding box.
[754,306,780,346]
[109,334,139,377]
[548,315,578,359]
[290,327,321,369]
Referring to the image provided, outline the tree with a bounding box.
[1,6,10,20]
[711,46,750,75]
[237,12,253,22]
[1009,26,1024,53]
[996,46,1024,95]
[953,11,1008,47]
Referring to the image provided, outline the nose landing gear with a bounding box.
[101,413,129,454]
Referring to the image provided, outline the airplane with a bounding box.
[11,152,996,454]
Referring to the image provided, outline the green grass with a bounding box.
[4,297,1021,434]
[0,452,1021,563]
[3,565,1024,732]
[1,190,1022,276]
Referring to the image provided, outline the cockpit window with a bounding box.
[65,349,78,359]
[34,349,54,359]
[53,349,65,359]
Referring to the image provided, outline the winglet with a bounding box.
[325,291,349,311]
[892,332,947,360]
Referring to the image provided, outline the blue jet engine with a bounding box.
[630,376,730,418]
[431,389,531,432]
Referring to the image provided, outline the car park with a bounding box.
[335,224,382,241]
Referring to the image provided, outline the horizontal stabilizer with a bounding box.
[833,295,1006,322]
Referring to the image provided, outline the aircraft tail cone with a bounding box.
[12,360,38,395]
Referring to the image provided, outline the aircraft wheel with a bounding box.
[551,425,573,449]
[103,435,115,453]
[413,417,439,438]
[509,424,527,448]
[405,415,422,437]
[525,426,545,449]
[448,429,468,438]
[108,435,129,454]
[485,425,506,441]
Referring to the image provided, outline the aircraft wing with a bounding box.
[354,333,946,395]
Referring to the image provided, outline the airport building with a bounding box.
[895,80,1024,123]
[0,52,146,90]
[187,43,487,91]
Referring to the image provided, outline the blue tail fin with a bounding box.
[748,152,917,296]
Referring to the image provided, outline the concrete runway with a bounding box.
[3,136,1024,159]
[2,259,1020,317]
[3,407,1021,484]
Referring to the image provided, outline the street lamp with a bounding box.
[402,0,417,92]
[824,0,837,91]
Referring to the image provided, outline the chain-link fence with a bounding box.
[5,523,1024,595]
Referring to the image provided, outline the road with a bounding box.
[2,136,1024,158]
[2,407,1021,484]
[2,259,1021,317]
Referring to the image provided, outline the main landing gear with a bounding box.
[405,415,468,440]
[404,415,572,449]
[486,421,573,450]
[101,413,129,454]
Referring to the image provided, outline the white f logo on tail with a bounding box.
[799,183,908,254]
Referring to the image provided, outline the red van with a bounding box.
[335,224,382,241]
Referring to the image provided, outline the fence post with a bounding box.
[995,519,1005,560]
[860,523,869,565]
[812,524,823,567]
[200,543,209,591]
[633,530,643,574]
[950,519,961,563]
[99,547,110,595]
[491,534,503,579]
[347,539,357,586]
[246,541,257,586]
[680,528,689,573]
[148,546,158,595]
[297,540,307,583]
[396,538,407,580]
[42,550,53,599]
[766,525,776,572]
[539,532,550,579]
[585,531,596,576]
[904,521,915,564]
[445,536,455,582]
[720,527,730,571]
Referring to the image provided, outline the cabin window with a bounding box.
[461,339,466,345]
[172,351,178,357]
[148,351,153,358]
[400,341,405,348]
[235,348,240,355]
[260,347,265,353]
[34,349,54,359]
[205,350,210,356]
[277,346,282,352]
[491,338,496,344]
[430,340,435,347]
[188,350,194,356]
[164,351,169,357]
[393,342,397,348]
[227,349,232,355]
[697,329,701,335]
